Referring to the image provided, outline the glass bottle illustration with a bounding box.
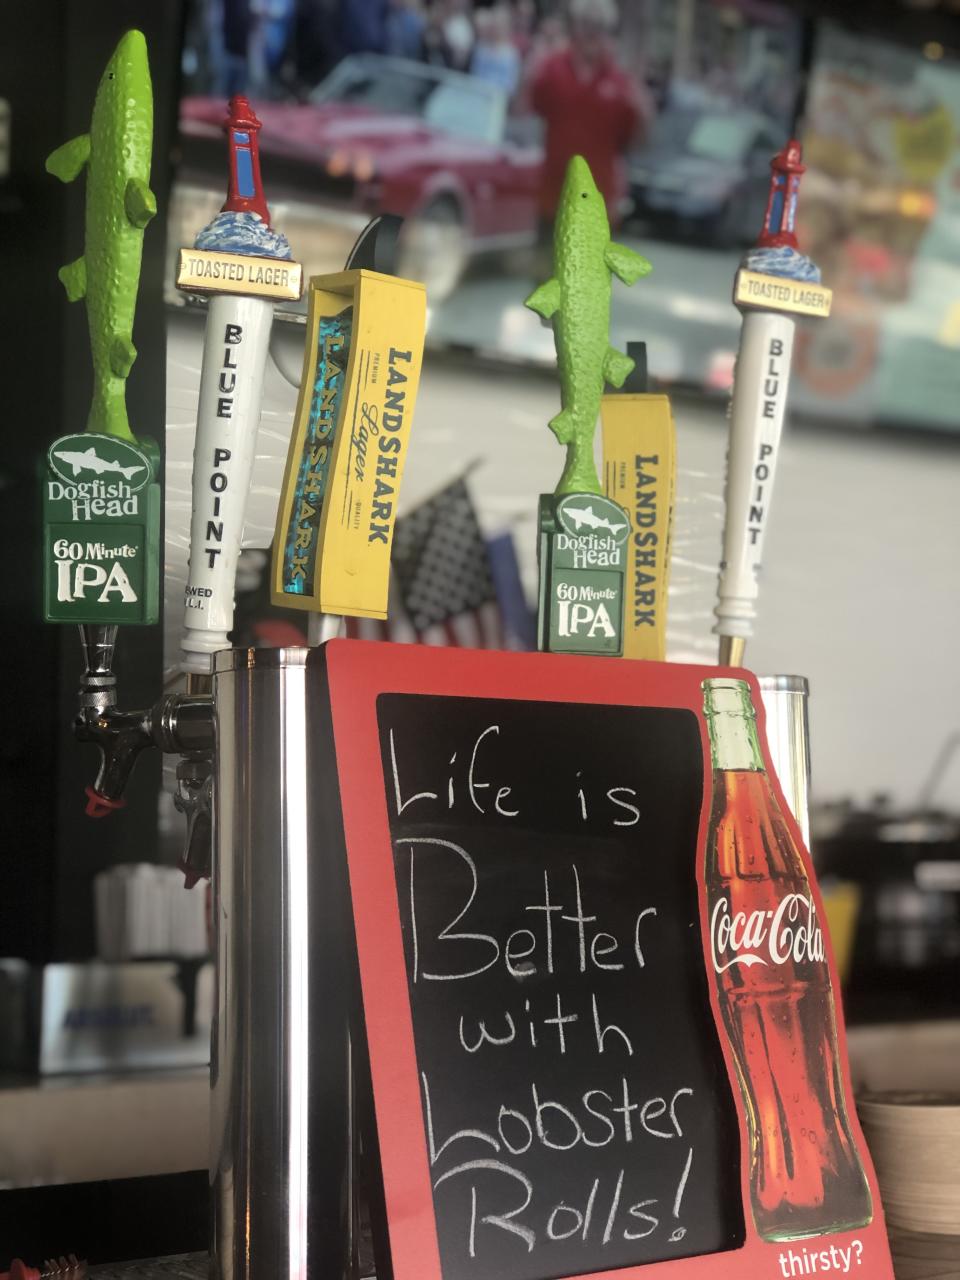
[702,677,872,1241]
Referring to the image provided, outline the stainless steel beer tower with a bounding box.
[758,674,812,843]
[204,652,811,1277]
[211,647,353,1280]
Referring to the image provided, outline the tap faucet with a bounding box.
[74,623,215,820]
[174,752,214,886]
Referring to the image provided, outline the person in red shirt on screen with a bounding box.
[528,0,649,231]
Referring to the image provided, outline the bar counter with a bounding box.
[85,1231,960,1280]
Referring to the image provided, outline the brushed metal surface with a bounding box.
[758,674,811,846]
[211,647,351,1280]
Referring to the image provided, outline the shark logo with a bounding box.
[48,433,152,492]
[54,446,144,481]
[562,506,627,537]
[556,493,630,544]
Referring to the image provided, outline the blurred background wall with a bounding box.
[164,0,960,808]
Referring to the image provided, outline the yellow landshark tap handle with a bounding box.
[601,344,676,661]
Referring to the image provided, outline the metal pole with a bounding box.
[758,674,812,846]
[211,646,352,1279]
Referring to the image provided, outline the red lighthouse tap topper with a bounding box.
[221,95,271,227]
[756,138,805,251]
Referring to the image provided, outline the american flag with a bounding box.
[345,477,507,648]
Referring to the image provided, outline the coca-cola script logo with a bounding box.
[710,893,825,974]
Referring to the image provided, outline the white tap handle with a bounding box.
[181,294,274,673]
[714,309,796,643]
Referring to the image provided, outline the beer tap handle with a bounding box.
[714,140,831,667]
[175,95,302,675]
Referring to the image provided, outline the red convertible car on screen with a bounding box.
[179,54,543,299]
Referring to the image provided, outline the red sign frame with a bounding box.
[323,640,893,1280]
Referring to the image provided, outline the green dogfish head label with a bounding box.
[538,491,628,656]
[42,432,159,624]
[47,433,152,495]
[555,493,630,546]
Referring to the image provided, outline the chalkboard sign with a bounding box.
[321,642,894,1280]
[379,692,742,1280]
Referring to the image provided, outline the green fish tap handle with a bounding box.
[46,29,156,443]
[42,28,160,630]
[41,32,185,835]
[525,155,651,496]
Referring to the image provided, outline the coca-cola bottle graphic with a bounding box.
[702,677,872,1241]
